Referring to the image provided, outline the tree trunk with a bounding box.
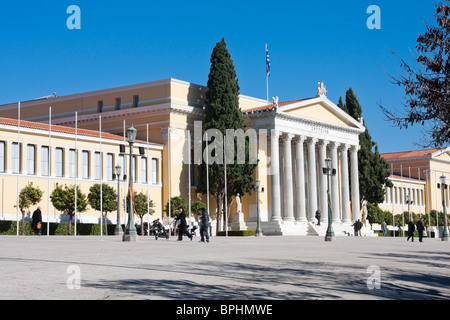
[68,213,73,235]
[103,212,108,236]
[21,210,26,236]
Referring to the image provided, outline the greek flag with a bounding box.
[266,44,270,77]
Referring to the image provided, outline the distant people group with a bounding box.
[407,217,427,242]
[175,205,210,243]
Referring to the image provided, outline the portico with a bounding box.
[242,86,365,235]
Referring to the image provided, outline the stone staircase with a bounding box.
[307,221,378,237]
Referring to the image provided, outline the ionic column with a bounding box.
[350,145,361,221]
[318,139,329,225]
[340,144,351,224]
[330,141,341,223]
[270,129,282,221]
[283,133,294,222]
[307,138,318,221]
[295,136,307,222]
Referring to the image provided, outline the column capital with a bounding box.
[269,129,281,139]
[350,144,361,152]
[307,137,318,146]
[339,143,350,152]
[318,139,329,149]
[282,132,294,142]
[329,141,340,149]
[294,135,306,144]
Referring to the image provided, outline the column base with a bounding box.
[123,234,138,242]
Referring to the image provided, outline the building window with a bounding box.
[94,152,101,180]
[118,154,125,180]
[152,158,158,185]
[12,143,21,174]
[133,95,139,108]
[27,145,36,175]
[141,157,147,184]
[106,153,113,181]
[82,151,89,179]
[115,98,121,110]
[0,142,5,173]
[55,148,63,177]
[69,149,76,178]
[98,100,104,113]
[41,146,49,176]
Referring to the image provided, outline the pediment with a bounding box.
[431,148,450,161]
[278,97,364,130]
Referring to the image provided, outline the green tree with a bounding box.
[191,200,206,217]
[130,192,154,235]
[88,183,117,236]
[50,183,87,235]
[17,182,43,235]
[197,38,257,234]
[164,196,188,219]
[344,88,393,205]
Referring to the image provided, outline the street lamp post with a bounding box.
[323,158,336,241]
[123,125,138,242]
[115,164,123,236]
[255,179,262,237]
[439,175,449,241]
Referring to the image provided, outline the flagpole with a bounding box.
[224,160,228,236]
[147,123,150,237]
[391,163,395,238]
[206,132,210,232]
[48,107,51,236]
[75,112,78,236]
[168,127,172,235]
[265,43,270,102]
[16,102,20,236]
[187,130,192,228]
[100,116,103,236]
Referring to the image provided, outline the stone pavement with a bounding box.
[0,235,449,300]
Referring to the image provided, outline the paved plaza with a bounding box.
[0,234,449,300]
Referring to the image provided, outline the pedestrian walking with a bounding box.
[352,219,362,236]
[199,207,210,243]
[407,219,415,242]
[381,221,388,236]
[416,217,426,242]
[315,210,321,226]
[177,206,192,241]
[31,206,42,236]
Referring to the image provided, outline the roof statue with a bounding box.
[317,82,327,97]
[272,96,279,108]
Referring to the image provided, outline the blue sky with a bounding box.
[0,0,442,153]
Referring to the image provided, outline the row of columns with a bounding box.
[270,130,360,224]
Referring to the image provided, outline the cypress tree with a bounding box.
[344,88,392,205]
[197,38,257,233]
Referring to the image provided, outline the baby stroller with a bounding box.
[151,219,169,240]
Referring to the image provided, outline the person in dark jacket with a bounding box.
[199,207,210,243]
[31,206,42,236]
[315,210,321,226]
[177,206,192,241]
[416,217,426,242]
[407,219,415,242]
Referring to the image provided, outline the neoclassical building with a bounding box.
[0,78,369,235]
[379,148,450,217]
